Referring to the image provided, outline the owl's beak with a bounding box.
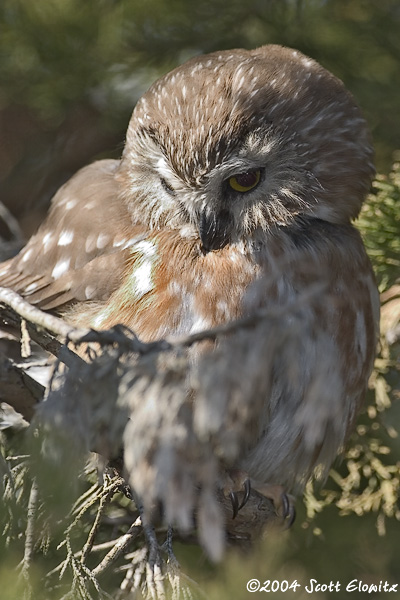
[198,209,232,254]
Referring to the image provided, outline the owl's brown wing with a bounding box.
[0,159,143,311]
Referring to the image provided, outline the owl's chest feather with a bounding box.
[94,232,261,341]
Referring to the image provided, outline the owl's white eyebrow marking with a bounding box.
[96,233,110,249]
[51,258,70,279]
[21,248,33,263]
[58,230,74,246]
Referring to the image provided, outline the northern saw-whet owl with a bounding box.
[0,45,380,530]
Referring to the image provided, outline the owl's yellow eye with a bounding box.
[228,169,261,193]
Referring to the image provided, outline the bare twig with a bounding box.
[23,478,39,570]
[1,280,325,362]
[20,319,31,358]
[80,487,114,566]
[18,477,39,599]
[92,516,142,577]
[0,287,88,341]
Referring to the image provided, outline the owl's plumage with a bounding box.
[0,45,379,516]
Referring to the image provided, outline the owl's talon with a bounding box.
[230,478,252,518]
[280,493,296,528]
[230,491,240,519]
[224,471,253,519]
[285,503,296,529]
[247,482,296,527]
[239,478,251,510]
[281,493,289,519]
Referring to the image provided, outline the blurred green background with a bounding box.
[0,0,399,598]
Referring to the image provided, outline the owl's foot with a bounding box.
[250,481,296,528]
[222,469,251,519]
[223,469,296,527]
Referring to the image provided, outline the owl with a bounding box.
[0,45,379,529]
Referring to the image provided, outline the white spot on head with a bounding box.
[58,230,74,246]
[51,258,71,280]
[301,57,314,68]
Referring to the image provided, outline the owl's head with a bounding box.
[118,45,374,253]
